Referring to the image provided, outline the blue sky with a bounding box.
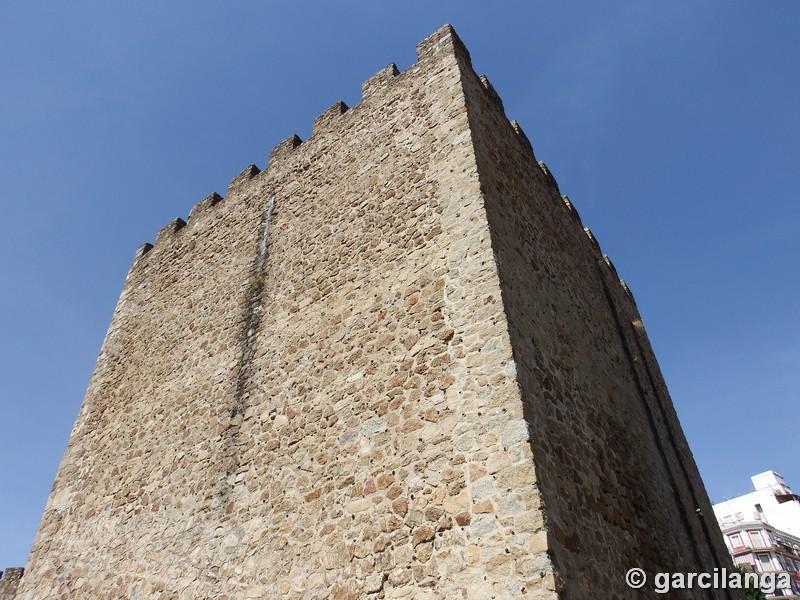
[1,2,797,569]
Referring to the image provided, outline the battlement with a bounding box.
[267,135,302,169]
[120,20,641,364]
[126,26,469,267]
[312,100,349,136]
[0,567,23,600]
[583,226,601,253]
[361,64,399,99]
[415,23,471,66]
[127,24,551,276]
[510,119,535,158]
[479,75,504,112]
[538,160,560,193]
[188,191,223,221]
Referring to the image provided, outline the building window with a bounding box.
[757,554,773,572]
[729,533,744,549]
[749,530,766,548]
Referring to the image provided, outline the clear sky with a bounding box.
[1,1,798,569]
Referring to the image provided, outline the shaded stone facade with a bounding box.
[18,25,734,599]
[0,569,24,600]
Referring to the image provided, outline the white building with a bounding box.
[715,472,800,537]
[713,471,800,597]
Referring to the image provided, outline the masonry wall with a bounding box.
[19,27,560,600]
[459,57,736,597]
[0,569,24,600]
[18,25,733,600]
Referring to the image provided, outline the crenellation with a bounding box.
[459,26,733,593]
[227,163,261,194]
[537,160,560,193]
[153,217,187,248]
[312,100,349,136]
[415,23,471,67]
[267,134,302,169]
[509,119,535,159]
[133,242,153,260]
[617,279,642,320]
[123,241,155,283]
[560,195,583,230]
[479,74,505,113]
[361,63,399,99]
[134,191,225,278]
[620,279,633,298]
[602,253,621,280]
[600,256,641,321]
[188,191,224,221]
[582,226,602,253]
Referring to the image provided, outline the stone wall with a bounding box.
[17,24,733,600]
[0,568,23,600]
[459,52,736,599]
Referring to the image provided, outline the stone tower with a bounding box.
[17,25,734,599]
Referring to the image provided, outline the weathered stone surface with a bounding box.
[0,569,23,600]
[411,526,435,547]
[16,23,732,600]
